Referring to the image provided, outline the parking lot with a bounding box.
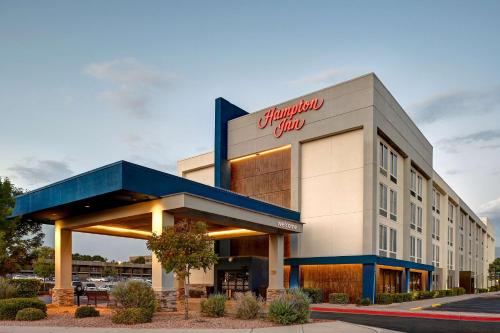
[426,293,500,314]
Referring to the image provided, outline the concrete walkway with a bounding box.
[0,322,401,333]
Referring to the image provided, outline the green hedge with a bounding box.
[355,297,371,306]
[477,288,488,294]
[489,285,499,292]
[451,287,466,296]
[328,293,349,304]
[301,288,323,303]
[75,306,100,318]
[201,294,226,317]
[111,307,153,324]
[376,293,411,304]
[8,279,41,298]
[0,298,47,320]
[15,308,46,321]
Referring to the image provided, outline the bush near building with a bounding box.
[0,298,47,320]
[75,306,100,318]
[301,288,323,303]
[111,280,156,315]
[234,292,263,319]
[15,307,46,321]
[201,294,226,317]
[0,278,18,299]
[489,285,499,292]
[8,279,41,298]
[268,289,310,325]
[355,297,372,306]
[328,293,349,304]
[477,288,489,293]
[111,308,153,325]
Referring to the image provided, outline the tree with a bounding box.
[72,253,107,262]
[33,246,55,290]
[147,220,218,319]
[103,265,118,277]
[131,256,146,264]
[488,258,500,287]
[0,177,44,276]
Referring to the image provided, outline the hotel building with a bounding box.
[11,73,496,307]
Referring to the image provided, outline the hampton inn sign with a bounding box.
[258,97,324,138]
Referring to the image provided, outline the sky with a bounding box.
[1,0,500,261]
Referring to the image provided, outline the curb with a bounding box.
[310,307,500,322]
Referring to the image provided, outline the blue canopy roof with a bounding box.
[11,161,300,223]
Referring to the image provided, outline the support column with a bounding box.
[267,234,285,302]
[402,267,410,292]
[52,220,73,306]
[151,207,177,311]
[427,270,433,291]
[289,265,300,289]
[362,263,376,303]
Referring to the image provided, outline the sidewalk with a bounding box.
[0,321,401,333]
[311,291,500,322]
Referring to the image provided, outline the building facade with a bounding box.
[178,73,495,300]
[11,73,496,307]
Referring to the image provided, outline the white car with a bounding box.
[98,284,115,292]
[83,282,97,291]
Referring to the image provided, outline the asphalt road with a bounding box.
[426,294,500,314]
[311,311,500,333]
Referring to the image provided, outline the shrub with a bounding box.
[0,298,47,320]
[489,286,499,292]
[234,292,263,319]
[453,287,466,295]
[268,289,310,325]
[201,294,226,317]
[111,307,153,324]
[15,307,46,321]
[0,278,17,299]
[416,291,433,299]
[329,293,349,304]
[355,297,371,306]
[433,290,447,298]
[9,279,41,298]
[111,280,156,314]
[393,293,412,303]
[477,288,488,294]
[75,306,100,318]
[376,293,393,304]
[301,288,323,303]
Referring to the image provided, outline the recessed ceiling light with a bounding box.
[51,214,57,216]
[84,205,90,208]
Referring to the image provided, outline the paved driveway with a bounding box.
[426,293,500,314]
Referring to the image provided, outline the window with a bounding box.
[432,244,440,267]
[417,206,423,232]
[460,213,465,230]
[410,203,416,229]
[379,224,388,256]
[410,170,416,194]
[417,238,423,263]
[410,236,416,261]
[379,183,388,217]
[390,151,397,181]
[379,143,388,171]
[460,254,464,270]
[390,189,397,221]
[432,217,440,240]
[390,228,397,255]
[460,234,464,251]
[448,203,454,223]
[417,175,423,198]
[435,192,440,212]
[448,226,454,246]
[448,250,454,270]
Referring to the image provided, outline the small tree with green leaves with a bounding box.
[33,246,55,291]
[103,265,118,278]
[488,258,500,287]
[147,219,218,319]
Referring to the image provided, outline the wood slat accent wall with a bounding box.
[284,265,290,289]
[229,147,292,257]
[300,264,363,302]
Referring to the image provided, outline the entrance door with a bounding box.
[410,272,423,291]
[380,269,402,293]
[218,270,249,299]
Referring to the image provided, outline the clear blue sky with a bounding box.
[1,0,500,260]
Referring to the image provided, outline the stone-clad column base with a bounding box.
[154,290,177,311]
[52,288,74,306]
[266,288,285,303]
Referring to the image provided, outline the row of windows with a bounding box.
[379,183,397,221]
[379,142,398,182]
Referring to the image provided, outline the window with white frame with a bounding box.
[416,238,423,263]
[417,206,423,232]
[448,226,454,246]
[432,244,440,267]
[448,250,454,270]
[390,189,397,221]
[460,213,465,230]
[410,170,416,194]
[460,234,464,251]
[379,183,388,217]
[417,175,423,198]
[379,224,388,256]
[460,254,464,270]
[432,217,440,240]
[379,142,388,171]
[410,203,416,229]
[436,192,440,212]
[389,228,397,256]
[448,203,454,223]
[390,151,397,180]
[432,190,436,211]
[410,236,416,261]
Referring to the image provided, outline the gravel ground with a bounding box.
[0,306,326,329]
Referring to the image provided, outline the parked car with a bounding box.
[98,284,116,292]
[83,282,97,291]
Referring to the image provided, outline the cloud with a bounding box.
[410,86,500,125]
[445,169,463,175]
[289,68,347,85]
[436,129,500,153]
[480,197,500,215]
[84,58,176,118]
[8,159,73,187]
